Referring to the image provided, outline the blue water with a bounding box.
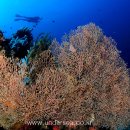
[0,0,130,67]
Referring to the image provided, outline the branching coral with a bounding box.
[27,33,52,63]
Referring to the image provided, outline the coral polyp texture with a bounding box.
[0,23,130,130]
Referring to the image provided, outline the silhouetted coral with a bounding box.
[13,27,33,45]
[9,27,33,58]
[0,28,33,59]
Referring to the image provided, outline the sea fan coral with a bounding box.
[49,23,130,129]
[0,52,23,129]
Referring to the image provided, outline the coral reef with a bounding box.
[0,23,130,130]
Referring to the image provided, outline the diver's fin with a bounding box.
[14,18,26,21]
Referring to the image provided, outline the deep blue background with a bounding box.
[0,0,130,67]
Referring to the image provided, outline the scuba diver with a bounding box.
[14,14,42,24]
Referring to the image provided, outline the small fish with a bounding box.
[52,20,55,23]
[15,14,42,24]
